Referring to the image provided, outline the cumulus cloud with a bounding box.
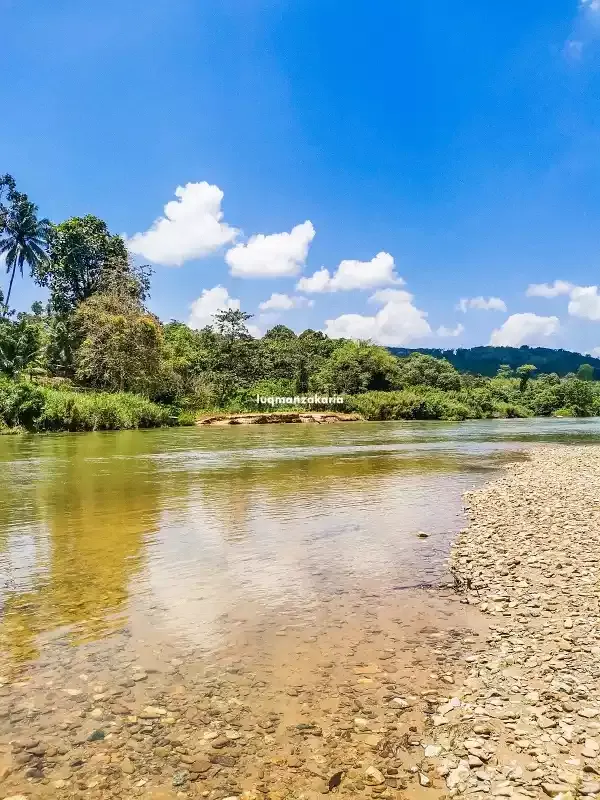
[127,182,239,266]
[568,285,600,320]
[437,323,465,337]
[188,285,240,330]
[489,313,560,346]
[457,296,507,312]
[526,280,573,298]
[296,268,332,293]
[589,347,600,357]
[258,293,312,311]
[297,252,401,293]
[225,221,315,278]
[323,288,431,345]
[527,281,600,321]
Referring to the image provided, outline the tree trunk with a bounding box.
[3,262,16,316]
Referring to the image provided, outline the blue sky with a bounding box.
[3,0,600,352]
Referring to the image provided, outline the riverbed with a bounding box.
[1,419,600,799]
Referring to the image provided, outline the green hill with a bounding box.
[388,345,600,378]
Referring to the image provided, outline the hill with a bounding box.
[388,345,600,378]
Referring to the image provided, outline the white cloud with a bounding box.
[589,347,600,357]
[297,251,401,293]
[457,296,507,312]
[188,285,240,330]
[527,281,600,322]
[258,293,312,311]
[323,288,431,345]
[568,285,600,320]
[225,221,315,278]
[581,0,600,12]
[489,313,560,346]
[526,280,573,298]
[127,182,239,266]
[296,267,331,293]
[437,323,465,337]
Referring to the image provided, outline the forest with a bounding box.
[390,345,600,378]
[2,173,600,432]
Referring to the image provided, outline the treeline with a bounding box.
[390,345,600,378]
[2,173,600,431]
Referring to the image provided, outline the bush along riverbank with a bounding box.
[0,379,171,432]
[420,446,600,798]
[4,370,600,433]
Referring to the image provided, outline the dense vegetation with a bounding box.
[390,345,600,378]
[2,173,600,432]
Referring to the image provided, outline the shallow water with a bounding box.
[2,416,600,668]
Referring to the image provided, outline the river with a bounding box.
[1,418,599,798]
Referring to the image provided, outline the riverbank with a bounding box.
[196,411,362,425]
[426,446,600,798]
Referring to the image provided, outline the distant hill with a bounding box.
[388,345,600,378]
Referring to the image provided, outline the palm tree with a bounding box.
[0,196,49,315]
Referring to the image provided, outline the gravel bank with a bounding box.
[439,446,600,799]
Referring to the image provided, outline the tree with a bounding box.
[0,193,49,314]
[397,352,461,391]
[74,292,163,394]
[516,364,537,392]
[34,215,150,314]
[212,308,253,341]
[562,377,595,416]
[496,364,513,378]
[0,174,17,229]
[0,314,45,378]
[577,363,594,381]
[314,341,402,394]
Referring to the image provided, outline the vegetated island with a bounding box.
[3,174,600,433]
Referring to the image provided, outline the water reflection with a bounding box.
[2,418,600,665]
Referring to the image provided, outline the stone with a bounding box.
[418,772,431,786]
[447,762,470,790]
[121,757,135,775]
[190,758,211,773]
[424,744,442,758]
[139,706,167,719]
[542,785,572,797]
[172,770,189,787]
[364,766,386,785]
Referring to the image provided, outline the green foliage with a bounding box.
[348,389,472,421]
[0,377,169,431]
[577,363,595,381]
[74,292,163,394]
[397,352,462,390]
[0,313,45,377]
[34,215,150,314]
[314,340,401,394]
[390,345,600,378]
[0,184,49,313]
[516,363,537,392]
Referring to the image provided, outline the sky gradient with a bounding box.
[2,0,600,352]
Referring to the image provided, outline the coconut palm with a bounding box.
[0,196,49,315]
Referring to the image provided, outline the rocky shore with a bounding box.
[196,412,362,425]
[436,446,600,799]
[2,445,600,800]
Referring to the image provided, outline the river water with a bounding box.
[2,417,600,667]
[1,418,599,798]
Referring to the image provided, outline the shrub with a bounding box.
[0,379,170,432]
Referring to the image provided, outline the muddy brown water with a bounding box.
[1,418,600,797]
